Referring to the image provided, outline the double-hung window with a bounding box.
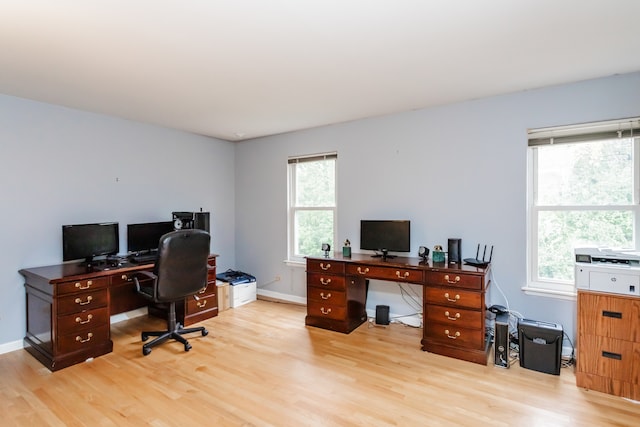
[287,152,337,262]
[526,118,640,297]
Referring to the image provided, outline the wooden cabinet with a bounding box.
[305,254,491,365]
[576,290,640,400]
[177,256,218,325]
[422,269,490,365]
[305,259,367,333]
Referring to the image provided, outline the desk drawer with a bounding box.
[185,294,217,315]
[307,259,345,274]
[57,277,109,296]
[307,272,346,291]
[346,264,423,283]
[57,324,110,354]
[307,299,346,321]
[425,271,482,290]
[307,286,346,305]
[577,335,638,382]
[424,323,485,349]
[57,289,109,315]
[57,306,109,334]
[578,292,639,340]
[425,305,482,329]
[425,287,481,310]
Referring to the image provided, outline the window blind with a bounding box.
[288,152,337,164]
[528,117,640,147]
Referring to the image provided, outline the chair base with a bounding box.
[141,323,208,356]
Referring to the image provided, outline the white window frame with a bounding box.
[287,152,337,263]
[525,118,640,299]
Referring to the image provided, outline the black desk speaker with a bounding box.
[376,305,390,325]
[448,238,461,264]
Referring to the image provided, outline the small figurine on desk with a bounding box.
[432,245,445,263]
[322,243,331,258]
[342,239,351,257]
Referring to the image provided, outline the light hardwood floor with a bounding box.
[1,299,639,426]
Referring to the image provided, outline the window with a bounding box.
[288,152,337,262]
[526,118,640,296]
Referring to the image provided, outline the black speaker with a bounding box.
[172,211,210,233]
[494,313,510,368]
[375,305,390,325]
[448,238,461,264]
[193,212,210,233]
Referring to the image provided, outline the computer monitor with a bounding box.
[62,222,119,266]
[360,220,411,258]
[127,221,175,254]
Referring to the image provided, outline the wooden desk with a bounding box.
[20,255,218,371]
[305,253,491,365]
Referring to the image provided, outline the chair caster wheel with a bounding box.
[143,347,151,356]
[202,329,208,336]
[141,333,149,341]
[185,343,192,352]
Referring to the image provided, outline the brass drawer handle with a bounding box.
[320,307,332,315]
[121,274,129,281]
[76,332,93,343]
[320,263,331,271]
[198,287,207,294]
[196,300,208,308]
[444,311,460,321]
[75,314,93,324]
[444,275,460,284]
[75,296,93,306]
[320,277,332,286]
[395,271,410,279]
[357,267,370,275]
[444,330,460,339]
[75,280,93,290]
[320,292,332,300]
[444,292,460,302]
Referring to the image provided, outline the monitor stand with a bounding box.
[371,249,395,260]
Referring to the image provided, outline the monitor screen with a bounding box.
[62,222,119,263]
[360,220,411,253]
[127,221,174,254]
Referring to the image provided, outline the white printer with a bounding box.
[574,248,640,296]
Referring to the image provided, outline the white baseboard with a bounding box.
[365,308,422,328]
[0,339,24,355]
[110,307,148,324]
[257,288,306,305]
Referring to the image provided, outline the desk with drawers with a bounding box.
[20,255,218,371]
[305,253,491,365]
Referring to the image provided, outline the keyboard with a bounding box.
[129,253,158,264]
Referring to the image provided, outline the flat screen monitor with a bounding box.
[360,220,410,258]
[62,222,119,265]
[127,221,175,254]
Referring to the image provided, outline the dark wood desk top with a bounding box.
[308,252,489,276]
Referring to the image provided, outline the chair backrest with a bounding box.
[153,229,211,302]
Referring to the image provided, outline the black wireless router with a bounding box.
[464,244,493,267]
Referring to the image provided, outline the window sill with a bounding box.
[521,285,576,301]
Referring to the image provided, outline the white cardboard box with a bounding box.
[229,281,257,308]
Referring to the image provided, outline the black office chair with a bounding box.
[133,229,211,356]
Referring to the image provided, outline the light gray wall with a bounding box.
[0,94,236,347]
[235,71,640,342]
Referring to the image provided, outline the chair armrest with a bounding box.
[131,270,158,297]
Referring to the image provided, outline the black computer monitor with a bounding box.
[62,222,119,266]
[127,221,175,254]
[360,220,410,258]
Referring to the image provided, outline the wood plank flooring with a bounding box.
[1,300,639,426]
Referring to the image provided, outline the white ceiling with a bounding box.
[1,1,640,142]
